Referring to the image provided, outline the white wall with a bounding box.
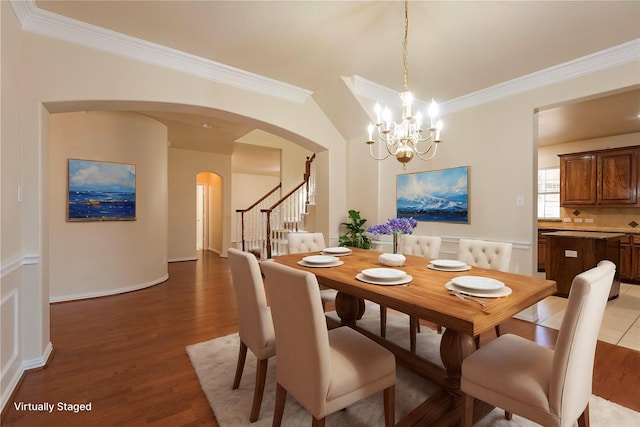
[168,148,232,261]
[1,3,50,407]
[48,111,168,301]
[204,173,223,253]
[236,129,312,192]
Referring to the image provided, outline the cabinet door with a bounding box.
[598,148,639,206]
[619,235,632,280]
[537,237,546,272]
[560,154,597,205]
[633,236,640,280]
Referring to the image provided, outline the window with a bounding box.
[538,167,560,219]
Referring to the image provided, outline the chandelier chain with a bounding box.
[403,0,409,92]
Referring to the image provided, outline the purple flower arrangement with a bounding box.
[367,217,417,235]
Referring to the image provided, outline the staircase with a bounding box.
[236,154,316,259]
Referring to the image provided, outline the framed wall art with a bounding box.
[68,159,136,221]
[396,166,469,223]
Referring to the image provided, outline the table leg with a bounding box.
[334,292,365,327]
[439,328,476,392]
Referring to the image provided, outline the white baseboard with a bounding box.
[168,257,198,263]
[49,274,169,303]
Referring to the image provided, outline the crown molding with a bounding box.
[351,38,640,115]
[9,0,313,104]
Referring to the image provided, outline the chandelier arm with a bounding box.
[368,142,392,161]
[386,140,401,156]
[414,142,439,161]
[412,136,436,155]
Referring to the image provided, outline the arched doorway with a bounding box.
[196,172,223,256]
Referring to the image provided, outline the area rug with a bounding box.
[187,303,640,426]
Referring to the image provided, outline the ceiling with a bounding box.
[537,88,640,146]
[34,1,640,161]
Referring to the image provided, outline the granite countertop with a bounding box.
[538,225,640,235]
[541,230,626,239]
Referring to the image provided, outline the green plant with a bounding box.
[338,210,371,249]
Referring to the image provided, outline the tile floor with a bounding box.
[534,282,640,351]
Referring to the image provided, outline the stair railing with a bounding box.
[261,154,316,259]
[235,183,281,254]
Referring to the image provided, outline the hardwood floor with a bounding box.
[2,251,638,426]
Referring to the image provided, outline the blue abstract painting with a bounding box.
[396,166,469,223]
[68,159,136,221]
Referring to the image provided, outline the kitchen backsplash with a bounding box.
[539,207,640,233]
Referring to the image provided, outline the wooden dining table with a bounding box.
[272,248,557,426]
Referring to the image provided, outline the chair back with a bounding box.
[398,235,442,258]
[260,261,331,414]
[227,248,275,359]
[550,260,615,426]
[458,238,513,272]
[287,232,326,254]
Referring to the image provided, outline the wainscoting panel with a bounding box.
[1,289,19,380]
[0,286,20,412]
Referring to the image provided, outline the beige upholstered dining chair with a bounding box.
[228,248,277,422]
[460,260,615,427]
[380,235,442,353]
[261,261,396,427]
[287,232,337,310]
[398,234,442,258]
[457,238,512,272]
[456,238,513,343]
[287,232,327,254]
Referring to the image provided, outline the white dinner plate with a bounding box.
[428,264,472,272]
[298,260,344,268]
[356,273,412,286]
[445,282,512,298]
[431,259,467,269]
[451,276,505,291]
[322,247,352,255]
[361,268,406,281]
[302,255,339,265]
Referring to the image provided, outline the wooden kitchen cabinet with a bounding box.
[559,146,639,207]
[598,147,639,205]
[544,231,622,299]
[560,153,597,205]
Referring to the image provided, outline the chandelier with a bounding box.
[366,0,443,168]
